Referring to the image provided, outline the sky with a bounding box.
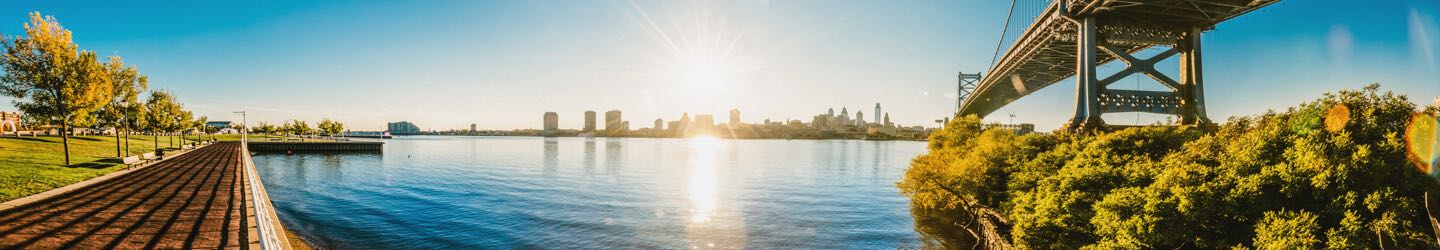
[0,0,1437,131]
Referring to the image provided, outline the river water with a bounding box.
[252,135,926,249]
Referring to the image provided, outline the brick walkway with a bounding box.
[0,142,250,249]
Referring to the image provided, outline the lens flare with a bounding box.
[1406,114,1440,175]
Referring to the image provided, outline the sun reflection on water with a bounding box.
[688,135,721,223]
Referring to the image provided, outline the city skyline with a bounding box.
[0,1,1435,131]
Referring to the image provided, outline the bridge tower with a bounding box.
[955,72,981,117]
[1059,2,1219,131]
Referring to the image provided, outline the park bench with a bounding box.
[122,155,142,168]
[141,152,157,162]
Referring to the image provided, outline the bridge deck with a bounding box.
[960,0,1277,117]
[0,142,252,249]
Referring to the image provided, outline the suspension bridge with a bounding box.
[955,0,1279,131]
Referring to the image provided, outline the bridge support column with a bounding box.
[1176,27,1212,126]
[1064,16,1104,132]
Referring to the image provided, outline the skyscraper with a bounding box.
[543,112,559,135]
[729,109,740,126]
[605,110,622,132]
[678,113,691,134]
[884,112,892,127]
[857,111,865,126]
[654,118,663,130]
[584,110,596,132]
[874,103,881,124]
[695,114,714,134]
[470,123,477,132]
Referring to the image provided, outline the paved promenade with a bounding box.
[0,142,250,249]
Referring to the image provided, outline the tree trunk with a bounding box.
[123,128,129,156]
[62,121,71,166]
[114,126,122,158]
[153,131,159,152]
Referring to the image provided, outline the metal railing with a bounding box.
[241,142,290,249]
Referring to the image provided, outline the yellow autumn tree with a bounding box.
[0,12,113,165]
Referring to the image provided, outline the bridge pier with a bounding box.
[1177,27,1212,126]
[1064,16,1105,131]
[1063,19,1214,132]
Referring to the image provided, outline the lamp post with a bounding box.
[233,111,247,146]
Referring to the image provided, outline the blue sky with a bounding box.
[0,1,1436,131]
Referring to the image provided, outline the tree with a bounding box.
[900,84,1440,249]
[194,115,207,142]
[251,122,275,134]
[285,120,310,137]
[95,55,146,157]
[318,118,344,137]
[144,90,180,151]
[0,12,114,165]
[173,110,191,147]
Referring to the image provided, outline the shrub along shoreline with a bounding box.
[900,84,1440,249]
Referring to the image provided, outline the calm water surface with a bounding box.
[253,136,926,249]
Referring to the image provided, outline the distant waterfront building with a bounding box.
[986,123,1036,134]
[622,121,630,131]
[654,118,663,130]
[884,112,892,127]
[205,121,232,128]
[605,110,622,132]
[857,111,865,126]
[584,110,597,132]
[667,121,680,131]
[0,112,20,133]
[470,123,477,132]
[729,109,740,126]
[543,112,559,135]
[1433,96,1439,108]
[695,114,714,134]
[874,103,881,124]
[678,113,692,133]
[388,121,421,135]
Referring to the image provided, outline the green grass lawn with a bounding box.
[0,133,220,202]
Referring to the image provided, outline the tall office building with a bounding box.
[654,118,663,130]
[584,110,596,132]
[874,103,881,124]
[695,114,714,134]
[857,111,865,126]
[884,112,892,127]
[605,110,623,132]
[678,113,692,133]
[470,123,477,132]
[729,109,740,126]
[543,112,559,135]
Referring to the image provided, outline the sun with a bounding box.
[681,62,730,91]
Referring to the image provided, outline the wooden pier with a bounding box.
[247,141,384,153]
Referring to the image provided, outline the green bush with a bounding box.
[900,84,1440,249]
